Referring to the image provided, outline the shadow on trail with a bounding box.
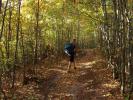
[40,71,61,100]
[38,49,123,100]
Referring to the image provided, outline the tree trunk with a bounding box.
[12,0,21,89]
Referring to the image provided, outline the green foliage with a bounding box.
[0,0,103,70]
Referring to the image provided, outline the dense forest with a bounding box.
[0,0,133,99]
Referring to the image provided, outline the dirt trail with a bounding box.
[39,49,124,100]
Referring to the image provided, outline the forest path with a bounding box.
[38,49,123,100]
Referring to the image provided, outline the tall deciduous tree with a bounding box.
[0,0,2,13]
[12,0,21,89]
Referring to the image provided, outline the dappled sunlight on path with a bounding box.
[77,59,103,69]
[38,50,123,100]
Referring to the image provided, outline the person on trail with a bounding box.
[64,39,77,72]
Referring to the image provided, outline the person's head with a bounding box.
[71,38,76,44]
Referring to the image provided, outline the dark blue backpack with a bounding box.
[64,42,73,56]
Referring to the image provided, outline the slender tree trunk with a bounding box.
[0,0,9,40]
[0,0,2,13]
[34,0,39,65]
[12,0,21,89]
[6,0,12,73]
[19,26,26,85]
[33,0,40,75]
[101,0,110,65]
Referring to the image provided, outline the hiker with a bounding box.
[64,39,77,72]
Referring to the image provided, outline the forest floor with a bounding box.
[14,49,124,100]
